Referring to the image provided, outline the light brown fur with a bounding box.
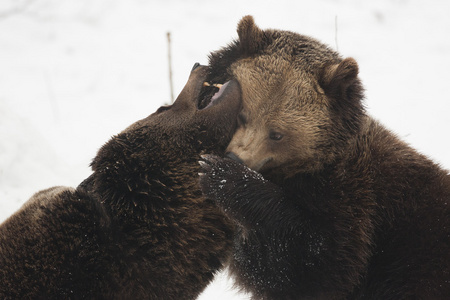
[199,16,450,299]
[227,32,360,176]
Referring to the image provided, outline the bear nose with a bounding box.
[191,62,201,72]
[226,152,244,164]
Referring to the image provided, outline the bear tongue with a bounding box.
[209,81,229,104]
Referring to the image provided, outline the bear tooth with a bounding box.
[203,82,223,88]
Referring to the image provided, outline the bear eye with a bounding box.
[269,131,283,141]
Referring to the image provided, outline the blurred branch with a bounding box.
[167,32,174,103]
[334,15,339,52]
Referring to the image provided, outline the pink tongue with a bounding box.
[210,81,230,102]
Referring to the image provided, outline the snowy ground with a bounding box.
[0,0,449,299]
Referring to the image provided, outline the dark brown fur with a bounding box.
[200,16,450,299]
[0,65,240,299]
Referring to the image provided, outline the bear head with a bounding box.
[208,16,365,178]
[90,64,242,210]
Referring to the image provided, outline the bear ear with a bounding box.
[237,15,265,56]
[319,57,359,98]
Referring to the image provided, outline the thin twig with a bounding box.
[167,32,174,103]
[334,15,339,52]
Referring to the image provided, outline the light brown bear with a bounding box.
[200,16,450,299]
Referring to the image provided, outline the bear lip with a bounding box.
[198,80,238,110]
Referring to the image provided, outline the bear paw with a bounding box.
[198,154,266,212]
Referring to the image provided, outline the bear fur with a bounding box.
[199,16,450,299]
[0,65,241,299]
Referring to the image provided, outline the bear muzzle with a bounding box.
[226,151,273,172]
[166,63,241,114]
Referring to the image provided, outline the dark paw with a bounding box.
[198,154,266,209]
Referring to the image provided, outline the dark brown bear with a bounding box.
[0,65,241,299]
[200,16,450,299]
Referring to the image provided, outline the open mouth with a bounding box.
[197,80,230,109]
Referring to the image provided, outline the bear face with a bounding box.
[227,58,333,175]
[0,64,241,299]
[208,16,364,177]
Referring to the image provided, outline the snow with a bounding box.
[0,0,449,298]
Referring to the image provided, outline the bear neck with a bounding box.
[270,115,448,224]
[86,128,230,222]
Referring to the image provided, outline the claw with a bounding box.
[198,160,213,171]
[198,160,208,167]
[200,154,220,163]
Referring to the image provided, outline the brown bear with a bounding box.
[0,64,241,299]
[199,16,450,299]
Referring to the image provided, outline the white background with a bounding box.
[0,0,449,298]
